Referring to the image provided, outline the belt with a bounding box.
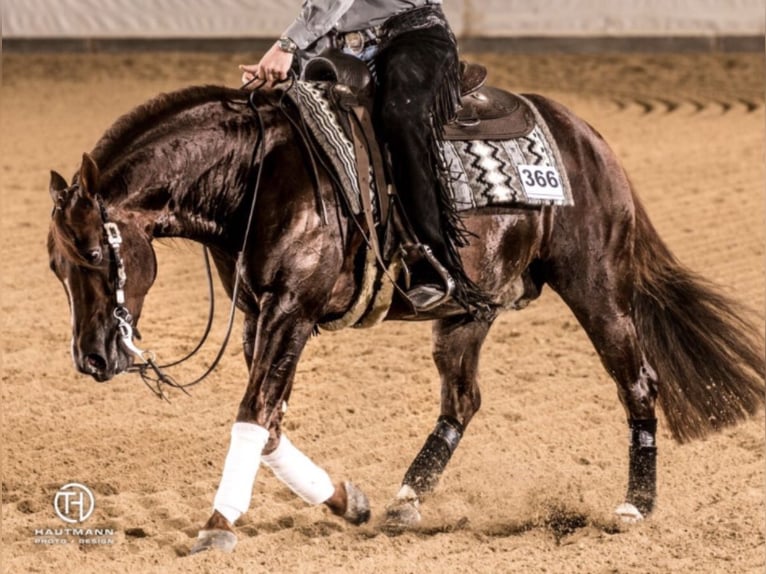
[335,26,385,55]
[334,5,447,55]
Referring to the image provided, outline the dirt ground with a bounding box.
[1,52,764,574]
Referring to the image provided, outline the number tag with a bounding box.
[517,165,565,201]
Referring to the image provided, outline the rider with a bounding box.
[240,1,490,315]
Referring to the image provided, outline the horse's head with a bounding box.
[48,153,157,382]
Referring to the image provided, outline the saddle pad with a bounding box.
[284,81,363,214]
[285,83,573,215]
[440,95,574,209]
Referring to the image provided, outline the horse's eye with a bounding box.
[87,248,103,265]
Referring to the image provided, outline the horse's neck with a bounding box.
[105,109,276,245]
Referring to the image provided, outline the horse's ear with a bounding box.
[49,170,69,204]
[78,153,100,197]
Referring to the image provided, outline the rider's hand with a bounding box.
[239,42,294,88]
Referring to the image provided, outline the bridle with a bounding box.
[92,87,269,401]
[102,218,145,359]
[96,195,189,399]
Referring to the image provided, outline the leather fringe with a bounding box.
[429,43,496,318]
[383,6,497,318]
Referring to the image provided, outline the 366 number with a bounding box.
[521,167,560,188]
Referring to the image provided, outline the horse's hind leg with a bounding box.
[384,315,493,528]
[549,258,660,521]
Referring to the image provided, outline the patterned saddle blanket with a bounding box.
[284,81,574,215]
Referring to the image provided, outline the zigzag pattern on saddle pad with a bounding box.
[284,82,573,215]
[284,81,362,213]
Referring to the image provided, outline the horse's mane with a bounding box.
[90,85,261,171]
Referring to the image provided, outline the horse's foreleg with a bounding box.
[190,297,367,554]
[241,311,258,367]
[385,316,492,529]
[194,432,369,555]
[261,436,370,525]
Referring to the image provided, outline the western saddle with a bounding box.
[300,50,534,312]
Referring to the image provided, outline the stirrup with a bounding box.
[405,245,455,312]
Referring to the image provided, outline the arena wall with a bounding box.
[3,0,764,51]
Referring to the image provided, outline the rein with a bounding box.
[104,88,268,400]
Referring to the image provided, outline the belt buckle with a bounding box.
[344,31,365,54]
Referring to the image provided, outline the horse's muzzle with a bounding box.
[75,336,132,382]
[83,352,110,381]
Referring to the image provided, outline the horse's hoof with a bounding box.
[343,480,371,525]
[615,502,644,523]
[188,529,237,554]
[382,485,421,534]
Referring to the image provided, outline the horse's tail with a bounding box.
[631,195,765,442]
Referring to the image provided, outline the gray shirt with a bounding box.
[284,0,442,50]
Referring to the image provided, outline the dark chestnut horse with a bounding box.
[47,85,764,553]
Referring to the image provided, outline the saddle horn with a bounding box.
[303,49,374,100]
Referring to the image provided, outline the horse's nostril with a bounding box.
[85,353,107,373]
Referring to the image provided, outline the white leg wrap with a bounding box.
[213,422,270,525]
[261,435,335,505]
